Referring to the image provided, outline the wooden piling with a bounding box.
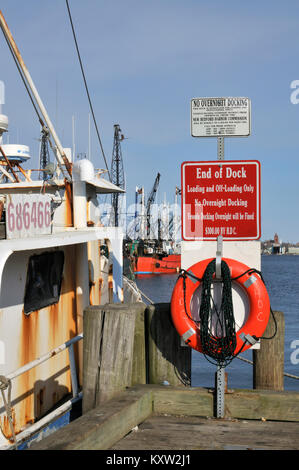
[253,310,285,391]
[131,302,147,386]
[146,303,191,387]
[83,305,105,414]
[83,303,146,414]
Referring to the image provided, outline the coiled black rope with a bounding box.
[199,259,237,367]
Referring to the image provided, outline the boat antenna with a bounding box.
[65,0,111,180]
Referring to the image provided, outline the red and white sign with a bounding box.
[181,160,261,241]
[6,194,51,239]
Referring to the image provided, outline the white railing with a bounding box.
[0,333,83,449]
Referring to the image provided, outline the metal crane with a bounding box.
[110,124,125,227]
[39,128,51,181]
[146,172,160,238]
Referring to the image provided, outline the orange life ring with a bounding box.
[171,257,270,355]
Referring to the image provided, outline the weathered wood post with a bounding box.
[83,302,146,414]
[83,305,104,414]
[146,303,191,387]
[253,310,285,391]
[131,302,147,386]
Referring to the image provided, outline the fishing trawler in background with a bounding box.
[124,176,181,276]
[0,9,143,449]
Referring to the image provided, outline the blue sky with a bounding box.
[1,0,299,242]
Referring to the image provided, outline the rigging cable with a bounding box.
[1,27,43,127]
[65,0,111,180]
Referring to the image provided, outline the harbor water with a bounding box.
[136,255,299,391]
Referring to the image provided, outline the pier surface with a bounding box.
[30,385,299,451]
[111,414,299,450]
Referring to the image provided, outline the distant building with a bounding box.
[272,233,281,254]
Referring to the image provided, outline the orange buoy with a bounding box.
[171,257,270,355]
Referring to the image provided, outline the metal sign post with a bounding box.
[215,235,225,418]
[217,137,224,160]
[189,96,252,419]
[216,365,225,418]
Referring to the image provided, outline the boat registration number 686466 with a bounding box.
[5,194,52,239]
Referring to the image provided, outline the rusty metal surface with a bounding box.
[0,245,78,440]
[64,180,74,228]
[88,241,103,306]
[0,227,122,444]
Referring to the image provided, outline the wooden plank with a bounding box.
[30,387,153,450]
[146,303,191,387]
[225,389,299,422]
[253,310,285,391]
[150,385,299,422]
[151,385,213,417]
[95,304,138,405]
[111,414,299,450]
[30,385,299,450]
[83,303,146,413]
[152,385,299,422]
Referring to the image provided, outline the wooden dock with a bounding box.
[29,303,299,451]
[30,385,299,450]
[112,414,299,451]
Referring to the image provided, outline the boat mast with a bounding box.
[140,187,145,240]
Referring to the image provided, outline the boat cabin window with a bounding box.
[23,251,64,314]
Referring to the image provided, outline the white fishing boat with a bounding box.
[0,9,133,449]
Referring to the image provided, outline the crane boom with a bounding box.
[146,172,160,238]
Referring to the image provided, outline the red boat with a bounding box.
[133,254,181,274]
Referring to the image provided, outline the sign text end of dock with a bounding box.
[181,160,261,241]
[191,97,251,138]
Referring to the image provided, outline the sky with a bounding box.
[1,0,299,242]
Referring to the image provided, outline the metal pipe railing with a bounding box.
[6,333,83,383]
[0,332,83,449]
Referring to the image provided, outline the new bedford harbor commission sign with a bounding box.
[191,97,251,137]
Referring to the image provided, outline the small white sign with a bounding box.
[191,97,251,137]
[6,194,51,239]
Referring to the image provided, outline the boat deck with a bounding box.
[110,414,299,450]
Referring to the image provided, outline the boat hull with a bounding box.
[134,254,181,274]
